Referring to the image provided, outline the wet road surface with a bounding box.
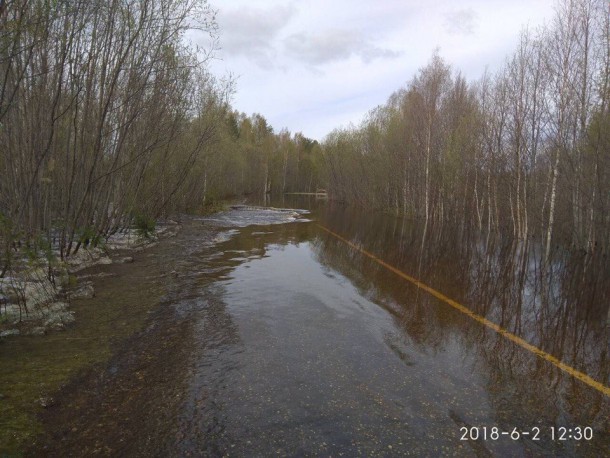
[178,204,609,456]
[28,201,610,456]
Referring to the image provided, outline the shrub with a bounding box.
[134,214,156,239]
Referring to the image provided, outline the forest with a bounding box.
[2,1,609,455]
[324,0,610,255]
[0,0,608,280]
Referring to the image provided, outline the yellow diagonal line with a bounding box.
[318,224,610,397]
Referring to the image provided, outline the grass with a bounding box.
[199,199,228,215]
[0,264,165,454]
[134,214,156,239]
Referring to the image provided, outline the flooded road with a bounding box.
[21,200,610,456]
[172,203,609,456]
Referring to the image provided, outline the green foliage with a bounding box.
[23,244,38,265]
[226,113,240,139]
[60,273,78,289]
[134,214,156,239]
[77,227,103,248]
[0,211,10,231]
[200,194,226,215]
[0,212,14,257]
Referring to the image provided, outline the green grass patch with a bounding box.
[0,266,165,454]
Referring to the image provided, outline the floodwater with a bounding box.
[177,199,609,456]
[9,198,610,456]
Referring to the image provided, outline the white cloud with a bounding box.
[284,29,401,66]
[208,0,556,141]
[444,8,479,36]
[217,4,296,66]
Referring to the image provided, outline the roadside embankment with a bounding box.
[0,221,180,338]
[0,217,195,454]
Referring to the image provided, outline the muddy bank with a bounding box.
[0,217,212,454]
[31,291,196,456]
[0,221,180,339]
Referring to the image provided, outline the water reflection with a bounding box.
[315,203,609,454]
[177,202,608,456]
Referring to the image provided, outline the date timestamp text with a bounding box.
[459,426,594,441]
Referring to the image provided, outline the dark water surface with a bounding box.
[173,198,609,456]
[6,198,608,456]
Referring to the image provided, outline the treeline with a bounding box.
[3,0,607,274]
[0,0,225,263]
[0,0,322,272]
[192,111,324,205]
[322,0,610,253]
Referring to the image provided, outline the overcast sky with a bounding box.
[192,0,556,141]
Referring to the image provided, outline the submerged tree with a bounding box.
[320,0,610,253]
